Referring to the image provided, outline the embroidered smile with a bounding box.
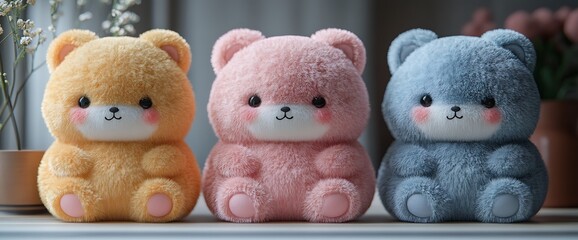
[276,112,294,120]
[446,112,463,120]
[105,113,122,121]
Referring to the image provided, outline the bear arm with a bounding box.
[315,144,364,178]
[142,145,185,177]
[214,145,261,178]
[487,144,535,178]
[389,144,435,177]
[48,145,92,177]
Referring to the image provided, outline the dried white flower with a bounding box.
[0,2,13,16]
[76,0,88,6]
[101,20,111,29]
[111,9,121,17]
[12,0,23,8]
[19,36,32,46]
[0,26,3,35]
[16,19,25,28]
[123,24,135,34]
[38,34,46,44]
[78,11,92,22]
[51,12,62,20]
[110,26,120,34]
[48,25,56,33]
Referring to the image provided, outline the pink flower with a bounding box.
[564,9,578,43]
[532,8,561,37]
[555,6,572,23]
[461,7,495,36]
[505,10,539,39]
[462,22,483,36]
[473,7,493,24]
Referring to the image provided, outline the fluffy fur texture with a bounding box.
[203,28,375,223]
[38,29,201,222]
[378,29,548,223]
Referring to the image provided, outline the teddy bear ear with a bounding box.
[47,29,98,73]
[311,28,366,74]
[140,29,192,72]
[211,28,265,74]
[387,29,437,74]
[481,29,536,71]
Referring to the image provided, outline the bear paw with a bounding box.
[60,194,85,218]
[215,177,269,222]
[476,178,534,223]
[228,193,257,218]
[303,179,360,223]
[406,194,433,218]
[320,193,350,218]
[146,193,173,217]
[130,178,189,222]
[389,177,450,223]
[492,194,519,218]
[41,178,99,222]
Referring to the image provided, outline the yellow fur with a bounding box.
[38,29,200,222]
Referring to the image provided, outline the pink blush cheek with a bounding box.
[484,108,502,124]
[412,107,429,124]
[70,108,87,125]
[241,108,257,123]
[315,109,332,124]
[143,109,160,124]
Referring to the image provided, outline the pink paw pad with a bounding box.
[147,193,173,217]
[321,193,349,218]
[228,193,256,218]
[60,194,84,218]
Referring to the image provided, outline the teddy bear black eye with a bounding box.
[248,95,261,108]
[481,97,496,108]
[139,97,153,109]
[420,94,432,107]
[78,96,91,108]
[312,96,326,108]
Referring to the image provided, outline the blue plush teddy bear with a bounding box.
[377,29,548,223]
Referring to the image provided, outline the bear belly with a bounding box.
[428,143,493,218]
[254,144,323,220]
[86,144,149,217]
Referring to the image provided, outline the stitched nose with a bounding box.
[281,106,291,113]
[109,107,119,113]
[451,106,461,112]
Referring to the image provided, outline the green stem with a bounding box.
[0,48,21,150]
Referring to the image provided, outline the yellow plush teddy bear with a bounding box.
[38,29,200,222]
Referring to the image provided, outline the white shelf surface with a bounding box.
[1,194,577,240]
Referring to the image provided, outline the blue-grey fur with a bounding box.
[378,29,548,223]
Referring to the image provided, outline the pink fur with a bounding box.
[315,109,332,124]
[203,29,375,223]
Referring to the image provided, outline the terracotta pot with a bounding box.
[530,100,578,208]
[0,150,45,212]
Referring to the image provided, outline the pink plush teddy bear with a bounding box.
[202,28,375,223]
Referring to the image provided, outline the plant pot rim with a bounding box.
[0,149,45,152]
